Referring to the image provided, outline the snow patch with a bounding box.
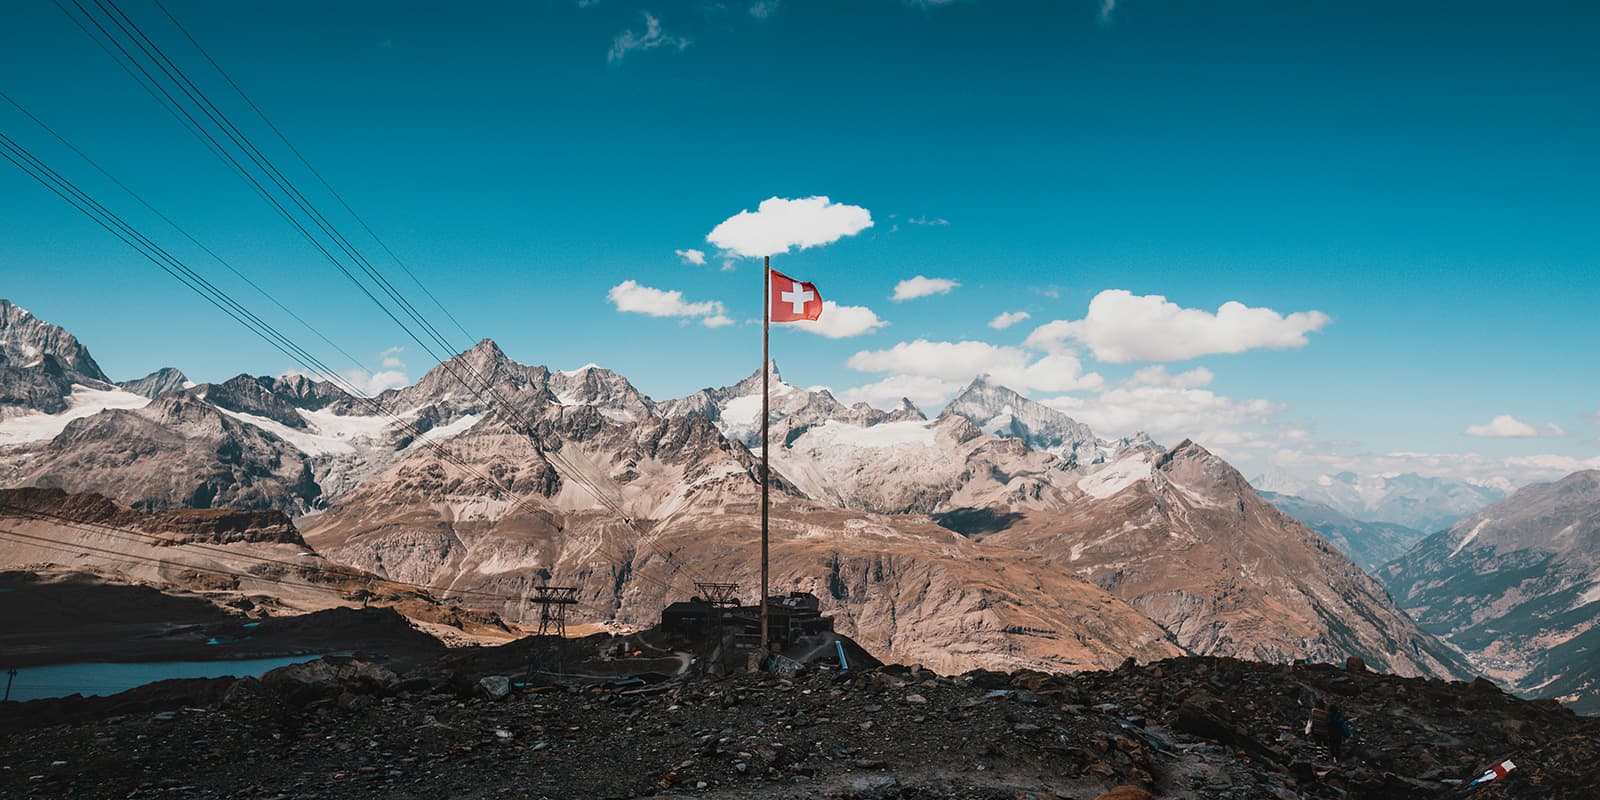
[805,419,936,449]
[1077,455,1152,499]
[0,384,150,445]
[407,414,481,449]
[1576,580,1600,609]
[216,407,395,456]
[1451,519,1491,558]
[558,363,601,376]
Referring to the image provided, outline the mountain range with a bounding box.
[1259,491,1432,573]
[1254,468,1506,533]
[0,298,1502,686]
[1380,470,1600,714]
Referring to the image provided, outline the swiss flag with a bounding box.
[769,268,823,322]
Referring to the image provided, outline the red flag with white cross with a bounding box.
[768,268,823,322]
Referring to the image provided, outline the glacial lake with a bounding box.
[4,655,320,703]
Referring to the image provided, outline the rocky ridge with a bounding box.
[1,647,1593,799]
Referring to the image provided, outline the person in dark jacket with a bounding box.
[1326,702,1352,760]
[1308,698,1352,760]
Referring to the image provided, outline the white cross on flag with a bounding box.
[769,268,823,322]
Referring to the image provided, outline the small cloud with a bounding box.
[1098,0,1118,25]
[707,196,873,259]
[675,248,707,266]
[1032,285,1062,300]
[608,12,691,64]
[379,346,405,369]
[892,275,960,302]
[988,310,1031,330]
[1026,289,1330,363]
[1125,365,1214,389]
[578,0,600,6]
[788,301,888,339]
[1463,414,1566,438]
[749,0,780,18]
[907,215,949,226]
[847,339,1102,394]
[606,280,729,328]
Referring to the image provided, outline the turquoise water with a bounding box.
[4,655,320,703]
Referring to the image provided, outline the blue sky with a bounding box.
[1,0,1596,488]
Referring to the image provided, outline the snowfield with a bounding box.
[0,384,150,445]
[804,419,936,449]
[1077,454,1152,499]
[215,407,396,456]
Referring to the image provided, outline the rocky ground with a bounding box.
[1,647,1594,799]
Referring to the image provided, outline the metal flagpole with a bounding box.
[760,255,771,661]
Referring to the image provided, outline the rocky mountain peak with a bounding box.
[118,367,190,399]
[0,299,108,382]
[941,375,1098,464]
[887,397,925,422]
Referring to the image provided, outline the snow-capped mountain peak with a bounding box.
[940,375,1101,465]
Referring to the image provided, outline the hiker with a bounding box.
[1306,698,1352,761]
[1327,702,1352,760]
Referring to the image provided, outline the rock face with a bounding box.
[1255,469,1506,532]
[941,375,1102,465]
[986,441,1472,679]
[118,367,190,399]
[1263,490,1430,572]
[1381,470,1600,713]
[0,299,114,416]
[12,394,322,513]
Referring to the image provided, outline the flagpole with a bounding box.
[760,255,771,662]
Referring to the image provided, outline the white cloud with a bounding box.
[838,375,959,411]
[786,301,887,339]
[847,339,1102,394]
[379,346,405,369]
[706,196,872,258]
[1040,365,1282,446]
[988,310,1031,330]
[607,12,690,64]
[1026,289,1331,363]
[1098,0,1118,24]
[1463,414,1566,438]
[606,280,729,328]
[675,248,707,266]
[1125,365,1215,389]
[1264,447,1600,494]
[353,369,410,394]
[891,275,960,302]
[749,0,780,18]
[907,215,949,226]
[289,348,412,396]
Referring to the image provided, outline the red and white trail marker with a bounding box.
[1469,759,1516,786]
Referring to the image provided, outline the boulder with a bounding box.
[262,660,342,704]
[260,659,400,704]
[478,675,512,700]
